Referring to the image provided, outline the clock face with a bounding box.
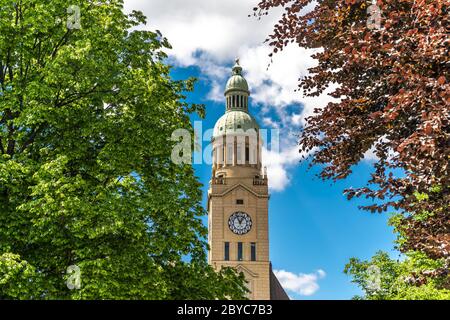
[228,212,252,235]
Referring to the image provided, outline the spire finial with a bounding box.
[232,58,242,75]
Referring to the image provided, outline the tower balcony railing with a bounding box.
[212,176,266,186]
[212,177,226,185]
[253,177,267,186]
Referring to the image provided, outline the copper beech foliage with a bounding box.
[254,0,449,262]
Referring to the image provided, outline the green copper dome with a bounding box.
[213,59,259,139]
[224,59,250,95]
[213,110,259,139]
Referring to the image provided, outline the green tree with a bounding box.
[0,253,40,299]
[345,251,450,300]
[0,0,246,299]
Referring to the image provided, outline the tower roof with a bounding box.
[224,58,250,95]
[213,110,259,139]
[213,59,258,139]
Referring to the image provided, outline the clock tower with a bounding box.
[207,59,288,300]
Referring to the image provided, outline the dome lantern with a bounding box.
[224,58,250,112]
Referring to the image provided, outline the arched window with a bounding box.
[237,242,243,261]
[222,145,225,163]
[250,243,256,261]
[224,242,230,261]
[216,145,222,165]
[251,146,257,165]
[237,144,242,164]
[227,143,233,164]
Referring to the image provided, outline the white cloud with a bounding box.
[291,113,302,126]
[124,0,336,192]
[274,269,326,297]
[262,117,280,129]
[123,0,326,112]
[123,0,280,65]
[262,145,304,192]
[362,136,397,163]
[317,269,326,278]
[363,145,379,162]
[241,45,319,108]
[206,80,224,102]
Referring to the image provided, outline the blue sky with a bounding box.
[124,0,400,299]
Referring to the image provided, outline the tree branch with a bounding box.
[20,124,45,153]
[0,137,5,154]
